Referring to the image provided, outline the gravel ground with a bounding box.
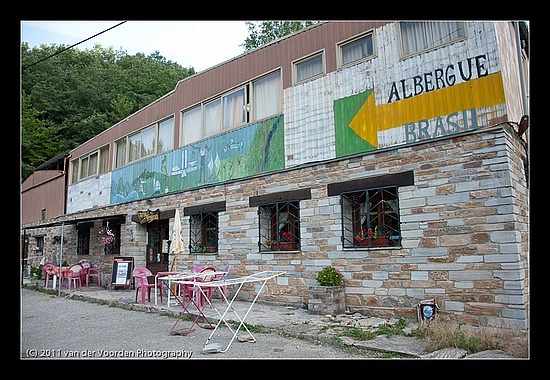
[20,288,374,360]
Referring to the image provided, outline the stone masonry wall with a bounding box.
[24,125,529,330]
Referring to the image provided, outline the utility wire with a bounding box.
[22,21,127,71]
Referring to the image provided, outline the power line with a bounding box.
[22,21,127,71]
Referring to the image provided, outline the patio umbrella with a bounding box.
[169,208,185,271]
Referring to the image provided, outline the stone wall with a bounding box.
[23,125,529,330]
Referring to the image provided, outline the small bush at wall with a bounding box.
[315,266,343,286]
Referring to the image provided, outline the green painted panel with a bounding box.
[110,115,284,204]
[334,89,376,157]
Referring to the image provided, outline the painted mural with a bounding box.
[334,53,507,157]
[110,115,284,204]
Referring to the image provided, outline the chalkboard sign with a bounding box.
[110,256,134,290]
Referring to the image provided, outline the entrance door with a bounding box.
[146,219,169,275]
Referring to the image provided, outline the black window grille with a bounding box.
[258,201,300,251]
[102,222,121,255]
[189,212,219,253]
[341,186,401,248]
[77,228,90,255]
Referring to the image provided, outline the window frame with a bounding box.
[258,201,301,252]
[189,211,219,254]
[398,21,466,58]
[337,31,375,69]
[341,185,401,249]
[70,144,110,183]
[180,70,282,147]
[293,50,325,85]
[121,116,175,166]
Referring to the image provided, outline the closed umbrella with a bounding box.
[169,208,185,271]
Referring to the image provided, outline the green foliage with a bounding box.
[315,266,343,286]
[20,43,195,181]
[241,21,319,51]
[30,265,43,280]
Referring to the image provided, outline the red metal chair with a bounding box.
[86,262,103,287]
[132,266,162,304]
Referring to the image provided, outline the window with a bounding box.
[223,87,246,129]
[157,117,174,153]
[400,21,465,57]
[181,70,282,145]
[70,145,110,183]
[77,228,90,256]
[338,32,374,67]
[204,98,222,138]
[34,236,44,253]
[102,221,121,255]
[341,186,401,248]
[259,201,301,251]
[189,212,219,253]
[129,125,156,163]
[253,71,281,121]
[294,52,324,84]
[114,138,127,169]
[182,106,202,146]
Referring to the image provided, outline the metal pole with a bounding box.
[57,222,64,297]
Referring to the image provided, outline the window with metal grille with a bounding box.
[341,186,401,248]
[189,212,219,253]
[77,229,90,255]
[102,221,121,255]
[258,201,300,251]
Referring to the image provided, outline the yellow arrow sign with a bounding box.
[349,72,506,146]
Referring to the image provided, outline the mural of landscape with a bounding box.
[110,115,285,204]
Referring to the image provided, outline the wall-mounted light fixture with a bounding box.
[127,227,135,241]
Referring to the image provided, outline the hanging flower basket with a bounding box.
[98,224,116,245]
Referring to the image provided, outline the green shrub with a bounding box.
[315,266,343,286]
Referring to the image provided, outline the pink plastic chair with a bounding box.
[62,263,83,290]
[133,266,162,304]
[42,263,56,288]
[183,267,216,309]
[86,262,103,287]
[80,261,91,285]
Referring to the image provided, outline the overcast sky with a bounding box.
[20,20,250,72]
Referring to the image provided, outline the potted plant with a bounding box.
[272,231,298,250]
[369,226,391,246]
[308,266,345,315]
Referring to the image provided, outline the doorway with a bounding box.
[146,219,169,275]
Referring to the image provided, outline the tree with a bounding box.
[241,21,319,51]
[20,43,195,181]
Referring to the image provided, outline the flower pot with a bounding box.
[371,237,391,246]
[357,237,391,247]
[271,242,298,251]
[308,285,345,315]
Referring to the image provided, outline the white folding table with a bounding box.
[175,270,286,354]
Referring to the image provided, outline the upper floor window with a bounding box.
[338,32,374,67]
[113,116,175,169]
[341,186,401,249]
[294,51,325,84]
[253,71,281,121]
[400,21,465,57]
[70,145,109,183]
[181,71,281,147]
[129,125,156,162]
[157,117,174,154]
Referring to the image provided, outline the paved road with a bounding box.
[20,288,371,360]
